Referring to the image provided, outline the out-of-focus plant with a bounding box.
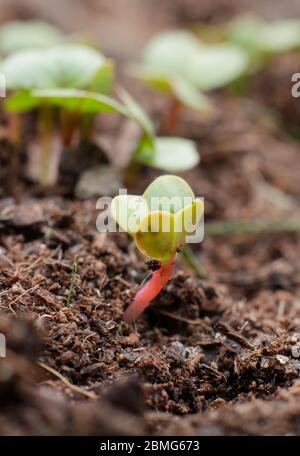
[129,29,249,132]
[192,16,300,95]
[1,43,115,184]
[2,44,199,185]
[228,14,300,70]
[111,175,203,323]
[0,20,66,56]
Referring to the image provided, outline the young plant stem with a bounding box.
[39,104,54,186]
[61,109,80,148]
[161,96,181,135]
[205,219,300,237]
[8,113,21,146]
[124,256,176,324]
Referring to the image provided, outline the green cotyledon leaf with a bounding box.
[228,14,300,54]
[134,136,200,173]
[117,88,155,148]
[5,88,129,115]
[134,211,177,262]
[2,44,107,91]
[143,175,195,214]
[143,30,202,74]
[0,20,65,56]
[174,198,204,248]
[186,43,249,91]
[110,195,149,236]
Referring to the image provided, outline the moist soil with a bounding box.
[1,92,300,436]
[1,0,300,437]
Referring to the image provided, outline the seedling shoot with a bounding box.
[111,175,203,323]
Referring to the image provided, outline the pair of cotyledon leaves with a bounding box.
[228,14,300,55]
[1,34,199,173]
[111,175,203,263]
[131,17,300,104]
[129,29,249,112]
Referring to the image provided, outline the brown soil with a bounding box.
[1,0,300,437]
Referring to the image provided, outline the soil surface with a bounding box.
[0,0,300,436]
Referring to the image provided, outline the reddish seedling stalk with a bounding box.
[61,110,80,148]
[161,96,182,135]
[124,255,176,324]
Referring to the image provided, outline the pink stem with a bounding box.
[124,257,176,324]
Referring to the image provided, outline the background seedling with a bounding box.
[129,29,248,133]
[228,14,300,67]
[0,28,200,187]
[111,175,203,323]
[1,43,115,184]
[194,15,300,95]
[4,81,200,186]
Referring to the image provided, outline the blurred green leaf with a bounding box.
[261,19,300,52]
[6,87,128,115]
[91,59,115,94]
[186,44,249,91]
[2,44,108,90]
[130,28,248,107]
[228,14,300,54]
[0,20,65,56]
[171,78,214,113]
[5,89,41,112]
[7,87,157,153]
[129,66,213,113]
[127,63,174,92]
[117,88,155,147]
[2,49,57,90]
[228,14,264,52]
[143,30,201,73]
[135,136,200,172]
[32,88,129,114]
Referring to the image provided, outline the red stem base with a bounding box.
[124,257,175,324]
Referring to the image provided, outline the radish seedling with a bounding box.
[111,175,204,323]
[228,14,300,67]
[2,40,200,186]
[5,83,200,184]
[2,43,115,184]
[225,15,300,94]
[129,29,248,133]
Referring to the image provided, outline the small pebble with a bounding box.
[276,354,290,365]
[292,360,300,371]
[291,333,300,343]
[123,352,140,362]
[291,344,300,359]
[170,341,185,356]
